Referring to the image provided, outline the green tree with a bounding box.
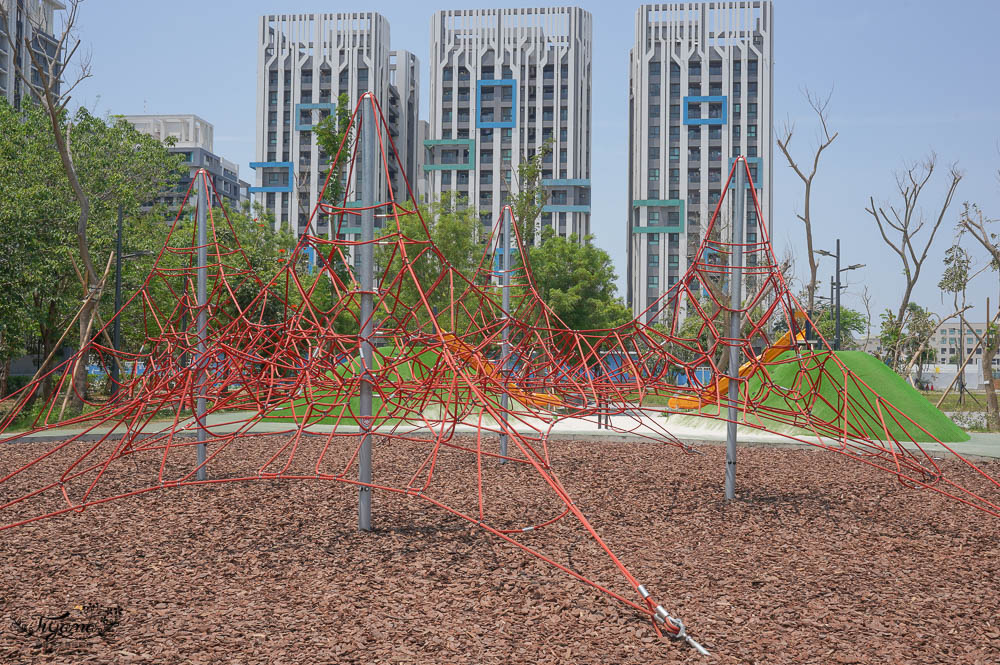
[527,229,632,331]
[509,139,553,247]
[312,93,353,206]
[0,100,183,403]
[378,193,483,332]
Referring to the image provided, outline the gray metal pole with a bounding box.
[499,208,511,463]
[725,160,746,502]
[196,170,208,481]
[834,238,841,351]
[358,94,375,531]
[111,204,123,396]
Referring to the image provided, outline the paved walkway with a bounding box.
[5,410,998,460]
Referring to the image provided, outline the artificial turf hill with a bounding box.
[730,350,968,443]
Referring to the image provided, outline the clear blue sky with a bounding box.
[73,0,1000,324]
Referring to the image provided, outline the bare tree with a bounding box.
[775,88,838,314]
[860,285,874,345]
[6,0,99,410]
[955,202,1000,428]
[866,154,963,370]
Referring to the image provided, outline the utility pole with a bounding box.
[195,170,208,481]
[834,238,841,351]
[358,93,375,532]
[725,159,745,502]
[499,207,511,463]
[111,204,123,396]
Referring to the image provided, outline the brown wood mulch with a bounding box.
[0,435,998,664]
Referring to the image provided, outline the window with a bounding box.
[688,168,700,183]
[650,104,661,117]
[670,62,680,75]
[649,125,660,138]
[689,147,701,161]
[669,168,680,184]
[649,83,660,96]
[748,125,757,138]
[648,275,659,288]
[648,211,660,223]
[649,146,660,160]
[648,168,660,180]
[709,83,722,96]
[733,126,741,139]
[648,233,660,244]
[669,126,680,139]
[748,102,758,117]
[688,126,701,140]
[670,104,680,119]
[501,148,512,162]
[669,147,680,160]
[748,81,758,97]
[733,82,741,97]
[481,150,493,164]
[709,126,722,140]
[709,61,722,76]
[649,254,660,266]
[441,171,452,185]
[748,59,758,75]
[649,62,661,75]
[709,148,721,161]
[689,61,701,76]
[443,68,453,81]
[733,60,742,76]
[670,83,680,97]
[560,107,568,121]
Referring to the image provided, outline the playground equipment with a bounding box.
[1,94,997,657]
[667,328,805,410]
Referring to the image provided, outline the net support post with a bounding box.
[196,170,208,481]
[725,159,746,502]
[358,94,375,531]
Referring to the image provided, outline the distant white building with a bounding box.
[120,114,248,209]
[928,321,998,369]
[254,12,421,238]
[427,7,593,243]
[627,2,773,321]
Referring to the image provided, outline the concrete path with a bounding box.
[5,410,998,460]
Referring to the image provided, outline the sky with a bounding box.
[70,0,1000,325]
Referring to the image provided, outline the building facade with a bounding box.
[254,12,420,239]
[427,7,592,244]
[0,0,63,107]
[121,114,248,209]
[930,321,999,368]
[627,1,773,321]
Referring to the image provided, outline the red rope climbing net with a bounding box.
[1,94,997,650]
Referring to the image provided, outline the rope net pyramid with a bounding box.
[1,94,997,651]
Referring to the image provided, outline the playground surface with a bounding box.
[1,436,997,665]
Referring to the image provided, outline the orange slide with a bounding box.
[667,329,804,410]
[440,334,564,410]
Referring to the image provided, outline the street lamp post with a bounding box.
[815,239,865,351]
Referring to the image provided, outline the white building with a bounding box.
[254,12,420,238]
[627,2,773,321]
[120,114,248,209]
[929,321,999,369]
[427,7,593,244]
[0,0,64,107]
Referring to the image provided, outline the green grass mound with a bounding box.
[744,350,968,442]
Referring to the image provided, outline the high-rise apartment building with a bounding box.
[627,2,772,321]
[254,12,420,237]
[0,0,63,107]
[427,7,592,244]
[121,114,249,209]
